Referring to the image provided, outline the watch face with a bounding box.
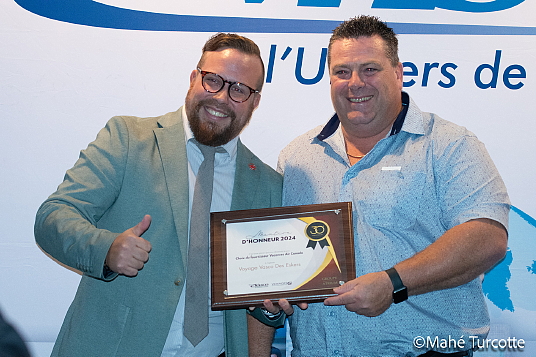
[393,287,408,304]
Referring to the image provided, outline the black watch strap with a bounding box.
[385,267,408,304]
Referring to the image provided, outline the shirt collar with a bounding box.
[182,106,239,158]
[316,92,411,142]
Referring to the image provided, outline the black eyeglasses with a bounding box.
[197,68,259,103]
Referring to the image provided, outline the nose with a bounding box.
[348,71,365,89]
[212,83,231,102]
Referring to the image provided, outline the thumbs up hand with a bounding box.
[105,215,153,277]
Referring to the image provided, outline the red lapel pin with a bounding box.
[248,163,256,170]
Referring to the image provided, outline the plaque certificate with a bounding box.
[210,202,355,310]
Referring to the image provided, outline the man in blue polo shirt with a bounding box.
[268,15,510,357]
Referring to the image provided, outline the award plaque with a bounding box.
[210,202,355,310]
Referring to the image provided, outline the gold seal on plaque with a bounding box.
[304,220,330,249]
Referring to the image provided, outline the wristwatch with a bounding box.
[247,307,286,328]
[385,267,408,304]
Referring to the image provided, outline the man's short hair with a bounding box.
[328,15,399,68]
[199,33,265,91]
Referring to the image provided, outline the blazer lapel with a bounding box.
[153,109,190,270]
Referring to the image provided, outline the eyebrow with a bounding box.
[330,61,382,73]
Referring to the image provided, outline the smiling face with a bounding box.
[329,35,403,139]
[185,48,263,147]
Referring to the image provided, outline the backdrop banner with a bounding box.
[1,0,535,355]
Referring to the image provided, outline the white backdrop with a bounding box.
[1,0,535,356]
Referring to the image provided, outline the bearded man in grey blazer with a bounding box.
[35,33,281,357]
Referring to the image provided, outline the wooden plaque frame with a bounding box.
[210,202,355,310]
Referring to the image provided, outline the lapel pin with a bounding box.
[248,163,256,170]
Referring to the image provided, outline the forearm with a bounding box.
[35,199,116,278]
[395,218,507,296]
[247,313,275,357]
[325,218,508,316]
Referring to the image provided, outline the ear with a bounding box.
[189,69,198,85]
[252,92,261,111]
[395,62,404,89]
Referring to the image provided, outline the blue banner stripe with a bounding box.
[393,22,536,35]
[14,0,536,35]
[511,206,536,228]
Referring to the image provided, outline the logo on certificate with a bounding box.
[305,220,330,249]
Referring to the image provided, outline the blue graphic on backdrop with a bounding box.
[14,0,536,35]
[371,0,525,13]
[295,0,342,7]
[251,0,526,12]
[483,206,536,314]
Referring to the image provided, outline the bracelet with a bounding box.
[261,308,283,320]
[247,307,286,328]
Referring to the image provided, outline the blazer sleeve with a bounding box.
[34,116,130,280]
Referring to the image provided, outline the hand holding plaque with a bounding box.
[210,202,355,310]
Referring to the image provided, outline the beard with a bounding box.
[185,96,252,147]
